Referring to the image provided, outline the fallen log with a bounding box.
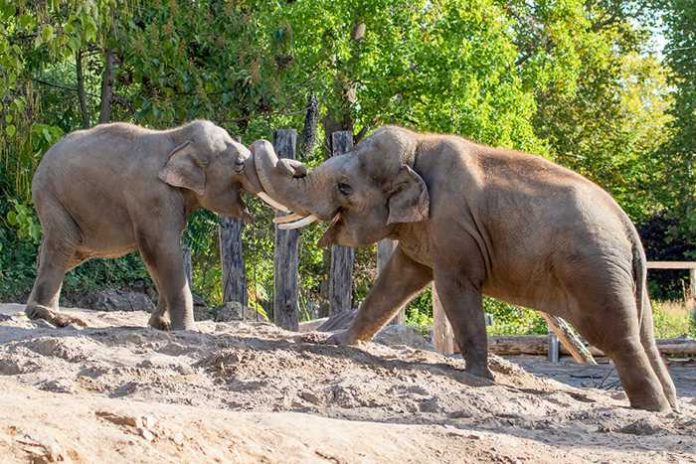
[488,336,696,358]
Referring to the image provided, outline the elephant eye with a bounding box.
[338,182,353,196]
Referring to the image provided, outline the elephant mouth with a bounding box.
[317,210,343,248]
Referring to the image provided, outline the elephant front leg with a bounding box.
[328,246,432,345]
[434,271,492,379]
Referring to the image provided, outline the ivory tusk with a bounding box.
[273,213,304,224]
[278,214,319,230]
[257,192,290,212]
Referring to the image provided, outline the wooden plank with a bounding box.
[219,216,248,307]
[432,285,455,354]
[541,313,596,364]
[328,131,355,315]
[377,239,404,325]
[647,261,696,269]
[273,129,300,331]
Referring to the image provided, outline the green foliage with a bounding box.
[651,301,696,339]
[484,299,548,336]
[649,0,696,238]
[6,199,40,242]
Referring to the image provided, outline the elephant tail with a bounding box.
[631,243,648,329]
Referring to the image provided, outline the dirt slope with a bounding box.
[0,303,694,463]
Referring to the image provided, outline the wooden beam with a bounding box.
[541,313,596,364]
[647,261,696,269]
[328,131,355,315]
[273,129,300,331]
[488,336,696,358]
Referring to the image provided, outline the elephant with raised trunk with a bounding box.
[250,126,678,412]
[26,120,288,330]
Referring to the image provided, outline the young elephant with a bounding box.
[250,126,678,412]
[27,120,270,330]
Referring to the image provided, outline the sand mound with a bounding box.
[0,303,693,463]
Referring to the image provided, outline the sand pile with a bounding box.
[0,303,693,463]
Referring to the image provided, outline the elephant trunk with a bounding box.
[250,140,340,227]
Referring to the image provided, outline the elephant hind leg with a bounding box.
[25,201,87,328]
[639,295,678,410]
[26,241,87,328]
[566,291,670,411]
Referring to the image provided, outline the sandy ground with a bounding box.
[0,303,694,463]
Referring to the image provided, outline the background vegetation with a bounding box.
[1,0,694,337]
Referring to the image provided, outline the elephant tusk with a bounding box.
[273,213,305,224]
[278,214,319,230]
[257,192,290,212]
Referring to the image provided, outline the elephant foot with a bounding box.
[325,330,358,346]
[171,322,197,332]
[464,364,494,380]
[628,393,671,412]
[25,304,87,328]
[148,313,171,331]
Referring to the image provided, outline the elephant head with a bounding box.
[158,120,265,221]
[251,126,429,247]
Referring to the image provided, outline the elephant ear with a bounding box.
[158,141,206,195]
[387,164,429,225]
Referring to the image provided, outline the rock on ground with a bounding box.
[71,290,156,312]
[0,303,694,463]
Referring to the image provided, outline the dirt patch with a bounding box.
[0,303,694,463]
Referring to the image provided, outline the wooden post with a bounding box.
[219,216,248,307]
[182,242,193,288]
[328,131,354,315]
[377,239,404,324]
[690,268,696,311]
[273,129,300,331]
[432,285,455,354]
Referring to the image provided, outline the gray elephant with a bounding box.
[250,126,677,412]
[26,120,286,330]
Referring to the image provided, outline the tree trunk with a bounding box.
[328,131,354,315]
[219,216,247,307]
[75,50,90,128]
[300,94,318,157]
[98,46,115,124]
[273,129,300,331]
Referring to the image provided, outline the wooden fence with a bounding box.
[188,122,696,360]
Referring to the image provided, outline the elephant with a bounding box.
[250,125,678,412]
[25,120,288,331]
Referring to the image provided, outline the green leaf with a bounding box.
[41,25,55,44]
[5,124,16,137]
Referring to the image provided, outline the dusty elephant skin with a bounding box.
[26,120,264,331]
[251,126,678,412]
